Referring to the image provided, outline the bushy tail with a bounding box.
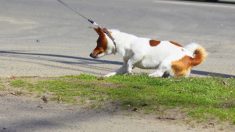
[184,43,208,66]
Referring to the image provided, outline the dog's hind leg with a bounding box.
[149,70,165,77]
[149,61,171,77]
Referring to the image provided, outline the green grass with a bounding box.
[0,80,4,90]
[8,74,235,123]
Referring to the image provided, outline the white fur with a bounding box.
[100,29,201,77]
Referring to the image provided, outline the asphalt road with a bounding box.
[0,0,235,77]
[1,95,234,132]
[0,1,235,131]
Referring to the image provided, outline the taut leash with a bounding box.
[57,0,117,53]
[57,0,98,26]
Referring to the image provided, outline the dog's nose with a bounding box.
[90,53,95,58]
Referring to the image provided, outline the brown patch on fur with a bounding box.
[91,27,108,57]
[96,35,107,51]
[149,40,161,47]
[171,56,192,77]
[171,47,207,77]
[170,41,183,47]
[94,27,105,37]
[92,47,105,57]
[191,47,207,66]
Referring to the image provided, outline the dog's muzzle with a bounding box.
[90,53,97,58]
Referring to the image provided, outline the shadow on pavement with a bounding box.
[0,50,121,75]
[0,50,234,78]
[0,51,122,65]
[192,70,235,78]
[178,0,235,4]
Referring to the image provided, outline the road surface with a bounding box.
[0,0,235,131]
[0,95,234,132]
[0,0,234,77]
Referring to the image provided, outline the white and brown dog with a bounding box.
[90,27,207,77]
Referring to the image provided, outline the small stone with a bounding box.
[132,107,138,112]
[222,80,228,85]
[37,105,43,109]
[208,122,215,126]
[41,95,48,103]
[141,103,148,107]
[97,77,104,80]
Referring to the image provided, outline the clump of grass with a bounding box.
[10,80,28,88]
[8,74,235,124]
[0,80,4,90]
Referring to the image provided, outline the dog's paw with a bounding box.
[125,72,133,76]
[148,73,162,77]
[104,72,117,77]
[149,70,164,77]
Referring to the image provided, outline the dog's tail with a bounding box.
[184,43,208,66]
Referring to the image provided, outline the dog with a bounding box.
[90,27,207,77]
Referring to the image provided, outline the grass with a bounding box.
[0,80,4,90]
[8,74,235,124]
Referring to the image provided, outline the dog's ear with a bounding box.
[94,27,105,36]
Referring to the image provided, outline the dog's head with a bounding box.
[90,27,114,58]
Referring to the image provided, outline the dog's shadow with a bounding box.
[0,50,234,78]
[0,50,121,75]
[178,0,235,4]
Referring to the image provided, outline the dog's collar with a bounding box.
[102,28,117,54]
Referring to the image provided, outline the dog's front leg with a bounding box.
[104,61,128,77]
[104,67,125,77]
[127,56,140,74]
